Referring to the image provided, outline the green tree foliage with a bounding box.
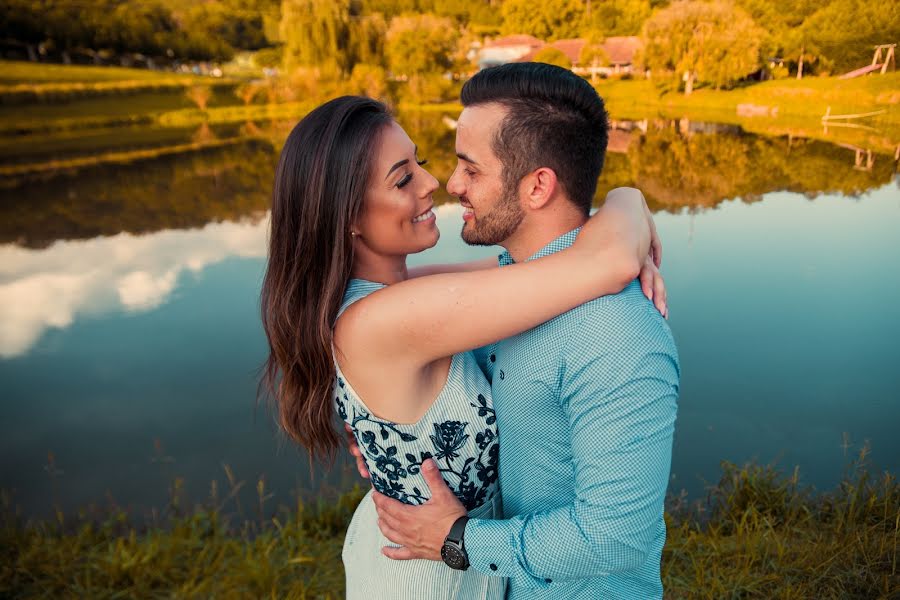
[583,0,652,37]
[501,0,585,40]
[280,0,350,74]
[579,32,610,81]
[385,15,459,75]
[734,0,828,76]
[349,14,388,68]
[641,1,764,92]
[385,14,460,103]
[347,63,389,99]
[801,0,900,74]
[280,1,393,77]
[532,47,572,69]
[0,0,279,62]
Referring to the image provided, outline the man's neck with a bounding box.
[502,210,588,263]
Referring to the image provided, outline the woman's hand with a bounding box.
[639,255,668,318]
[575,187,659,271]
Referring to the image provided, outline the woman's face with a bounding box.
[354,121,440,256]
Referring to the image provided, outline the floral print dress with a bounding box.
[336,279,505,600]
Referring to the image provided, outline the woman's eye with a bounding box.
[416,158,428,166]
[396,173,413,189]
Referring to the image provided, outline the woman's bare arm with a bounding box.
[407,257,498,278]
[336,188,652,366]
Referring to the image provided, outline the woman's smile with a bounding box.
[412,207,435,224]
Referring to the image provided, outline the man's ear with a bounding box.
[520,167,559,210]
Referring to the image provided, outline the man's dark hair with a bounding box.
[460,62,609,215]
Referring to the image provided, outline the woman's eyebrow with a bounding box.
[385,158,409,180]
[385,145,419,180]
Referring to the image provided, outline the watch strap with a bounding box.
[446,515,470,546]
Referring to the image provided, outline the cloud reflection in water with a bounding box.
[0,215,269,358]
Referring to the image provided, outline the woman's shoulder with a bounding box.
[338,278,387,319]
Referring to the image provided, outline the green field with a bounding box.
[597,72,900,129]
[0,60,212,85]
[2,460,898,599]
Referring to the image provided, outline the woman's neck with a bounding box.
[351,250,409,285]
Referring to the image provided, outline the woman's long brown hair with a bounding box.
[260,96,391,462]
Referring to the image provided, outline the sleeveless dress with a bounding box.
[335,279,506,600]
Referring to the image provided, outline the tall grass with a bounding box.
[3,452,897,599]
[664,453,900,599]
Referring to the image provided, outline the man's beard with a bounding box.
[460,180,524,246]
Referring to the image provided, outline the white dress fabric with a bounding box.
[335,279,506,600]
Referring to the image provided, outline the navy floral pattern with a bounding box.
[336,383,499,510]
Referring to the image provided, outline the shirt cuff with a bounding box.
[466,517,553,588]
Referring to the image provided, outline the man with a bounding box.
[356,62,679,599]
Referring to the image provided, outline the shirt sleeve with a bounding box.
[465,297,680,587]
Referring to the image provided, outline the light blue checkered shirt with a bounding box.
[465,228,680,599]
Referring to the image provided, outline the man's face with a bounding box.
[447,103,524,246]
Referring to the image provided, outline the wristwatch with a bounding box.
[440,515,470,570]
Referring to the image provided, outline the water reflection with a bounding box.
[2,117,896,249]
[0,216,267,358]
[0,137,275,248]
[1,113,898,516]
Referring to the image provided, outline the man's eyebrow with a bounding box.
[456,152,479,165]
[385,145,418,180]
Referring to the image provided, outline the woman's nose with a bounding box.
[421,167,439,196]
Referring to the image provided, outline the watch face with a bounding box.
[441,544,467,570]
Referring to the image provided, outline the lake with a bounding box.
[1,111,898,518]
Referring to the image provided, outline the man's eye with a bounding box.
[397,173,413,189]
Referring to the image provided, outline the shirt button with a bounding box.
[499,369,505,380]
[489,563,498,571]
[489,354,496,362]
[545,578,552,583]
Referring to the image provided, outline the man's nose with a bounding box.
[447,166,463,197]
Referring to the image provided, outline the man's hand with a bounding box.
[344,423,369,479]
[372,458,466,561]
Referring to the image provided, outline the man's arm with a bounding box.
[372,295,678,586]
[464,298,679,586]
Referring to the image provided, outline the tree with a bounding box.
[801,0,900,74]
[579,32,610,82]
[348,13,388,68]
[532,46,572,69]
[641,1,764,93]
[347,63,388,99]
[385,15,459,76]
[501,0,585,40]
[583,0,651,37]
[280,0,350,75]
[0,0,45,59]
[734,0,824,77]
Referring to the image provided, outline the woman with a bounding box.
[260,96,664,599]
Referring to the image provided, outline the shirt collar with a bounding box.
[497,227,582,267]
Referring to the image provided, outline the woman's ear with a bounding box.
[521,167,559,210]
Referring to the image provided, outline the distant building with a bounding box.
[479,34,643,77]
[477,34,545,69]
